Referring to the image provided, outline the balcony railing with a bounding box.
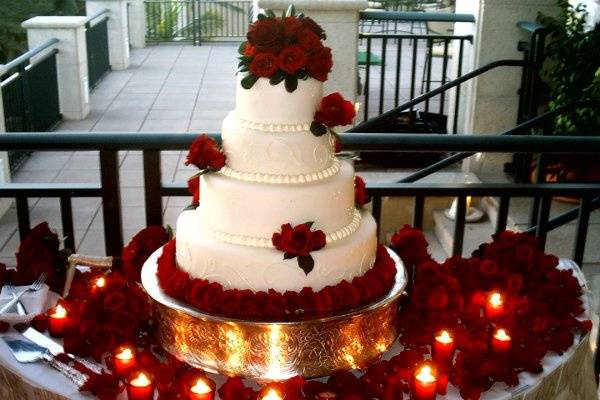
[145,0,253,44]
[85,9,111,89]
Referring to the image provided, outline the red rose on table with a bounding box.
[278,45,307,74]
[272,222,326,257]
[121,225,169,283]
[306,46,333,82]
[247,18,284,54]
[187,175,200,206]
[315,92,356,127]
[354,175,370,206]
[302,16,326,39]
[249,53,279,77]
[185,134,226,171]
[283,16,304,39]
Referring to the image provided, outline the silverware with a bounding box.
[19,326,104,374]
[7,283,28,314]
[3,338,88,387]
[0,273,46,314]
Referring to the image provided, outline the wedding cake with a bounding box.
[157,7,397,320]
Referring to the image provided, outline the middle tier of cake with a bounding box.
[197,160,358,244]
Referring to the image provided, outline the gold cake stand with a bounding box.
[140,246,407,380]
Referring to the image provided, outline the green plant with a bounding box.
[538,0,600,135]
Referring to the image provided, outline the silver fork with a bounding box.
[6,283,28,314]
[0,273,46,314]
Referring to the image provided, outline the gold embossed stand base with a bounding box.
[141,247,407,380]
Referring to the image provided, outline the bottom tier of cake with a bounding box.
[175,209,378,292]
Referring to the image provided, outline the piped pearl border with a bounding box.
[234,114,312,132]
[211,209,363,249]
[219,158,341,185]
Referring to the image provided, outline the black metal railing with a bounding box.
[1,132,599,264]
[358,11,476,123]
[86,9,111,89]
[145,0,253,45]
[1,39,61,170]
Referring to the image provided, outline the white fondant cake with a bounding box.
[175,26,380,293]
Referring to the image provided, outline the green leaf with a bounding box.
[297,255,315,275]
[284,75,298,93]
[265,9,276,18]
[310,121,328,137]
[241,74,259,89]
[297,70,308,80]
[257,13,267,20]
[238,41,247,55]
[284,4,296,17]
[166,225,174,240]
[238,65,249,73]
[297,13,305,19]
[283,252,296,260]
[183,204,197,211]
[238,55,252,63]
[269,70,285,85]
[304,221,315,229]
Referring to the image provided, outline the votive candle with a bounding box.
[492,329,512,353]
[414,365,437,400]
[127,372,155,400]
[261,388,284,400]
[189,377,214,400]
[316,391,338,400]
[433,330,454,366]
[113,346,136,377]
[48,304,69,337]
[486,292,504,320]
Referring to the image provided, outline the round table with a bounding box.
[0,260,596,400]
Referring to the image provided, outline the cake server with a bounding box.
[3,338,88,387]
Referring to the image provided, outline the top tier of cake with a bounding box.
[235,75,323,127]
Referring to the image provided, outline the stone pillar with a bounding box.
[258,0,368,104]
[86,0,130,70]
[22,17,90,120]
[128,0,146,48]
[455,0,558,135]
[0,65,12,217]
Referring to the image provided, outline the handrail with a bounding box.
[2,133,600,152]
[359,33,473,40]
[85,8,110,26]
[526,196,600,234]
[2,39,59,73]
[360,11,476,23]
[399,100,600,183]
[517,21,546,34]
[349,59,525,132]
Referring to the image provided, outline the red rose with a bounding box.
[218,377,257,400]
[250,53,279,77]
[390,225,430,268]
[265,290,286,320]
[272,223,326,257]
[103,292,127,312]
[315,92,356,127]
[278,45,307,74]
[247,18,284,54]
[306,46,333,82]
[121,225,168,283]
[302,17,326,39]
[354,175,370,206]
[334,137,342,153]
[243,43,256,56]
[187,176,200,206]
[283,17,304,39]
[297,29,323,54]
[185,134,226,171]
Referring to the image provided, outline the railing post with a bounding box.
[100,150,124,256]
[0,65,12,219]
[22,17,91,120]
[128,0,147,48]
[86,0,131,70]
[258,0,368,105]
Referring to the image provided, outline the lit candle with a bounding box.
[433,330,454,366]
[492,329,512,353]
[95,276,106,288]
[485,292,504,320]
[48,304,69,337]
[127,372,155,400]
[414,365,437,400]
[113,346,136,377]
[189,377,215,400]
[261,388,283,400]
[316,391,338,400]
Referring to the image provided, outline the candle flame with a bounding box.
[466,196,472,209]
[116,347,134,360]
[190,378,212,394]
[95,276,106,288]
[130,372,152,387]
[354,102,361,114]
[494,329,511,342]
[415,365,437,383]
[488,292,503,307]
[53,304,67,318]
[435,330,453,344]
[262,388,283,400]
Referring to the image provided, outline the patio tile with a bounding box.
[93,118,145,132]
[146,109,193,120]
[53,169,100,184]
[19,152,71,171]
[11,169,60,184]
[121,187,145,207]
[152,93,198,110]
[140,119,190,132]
